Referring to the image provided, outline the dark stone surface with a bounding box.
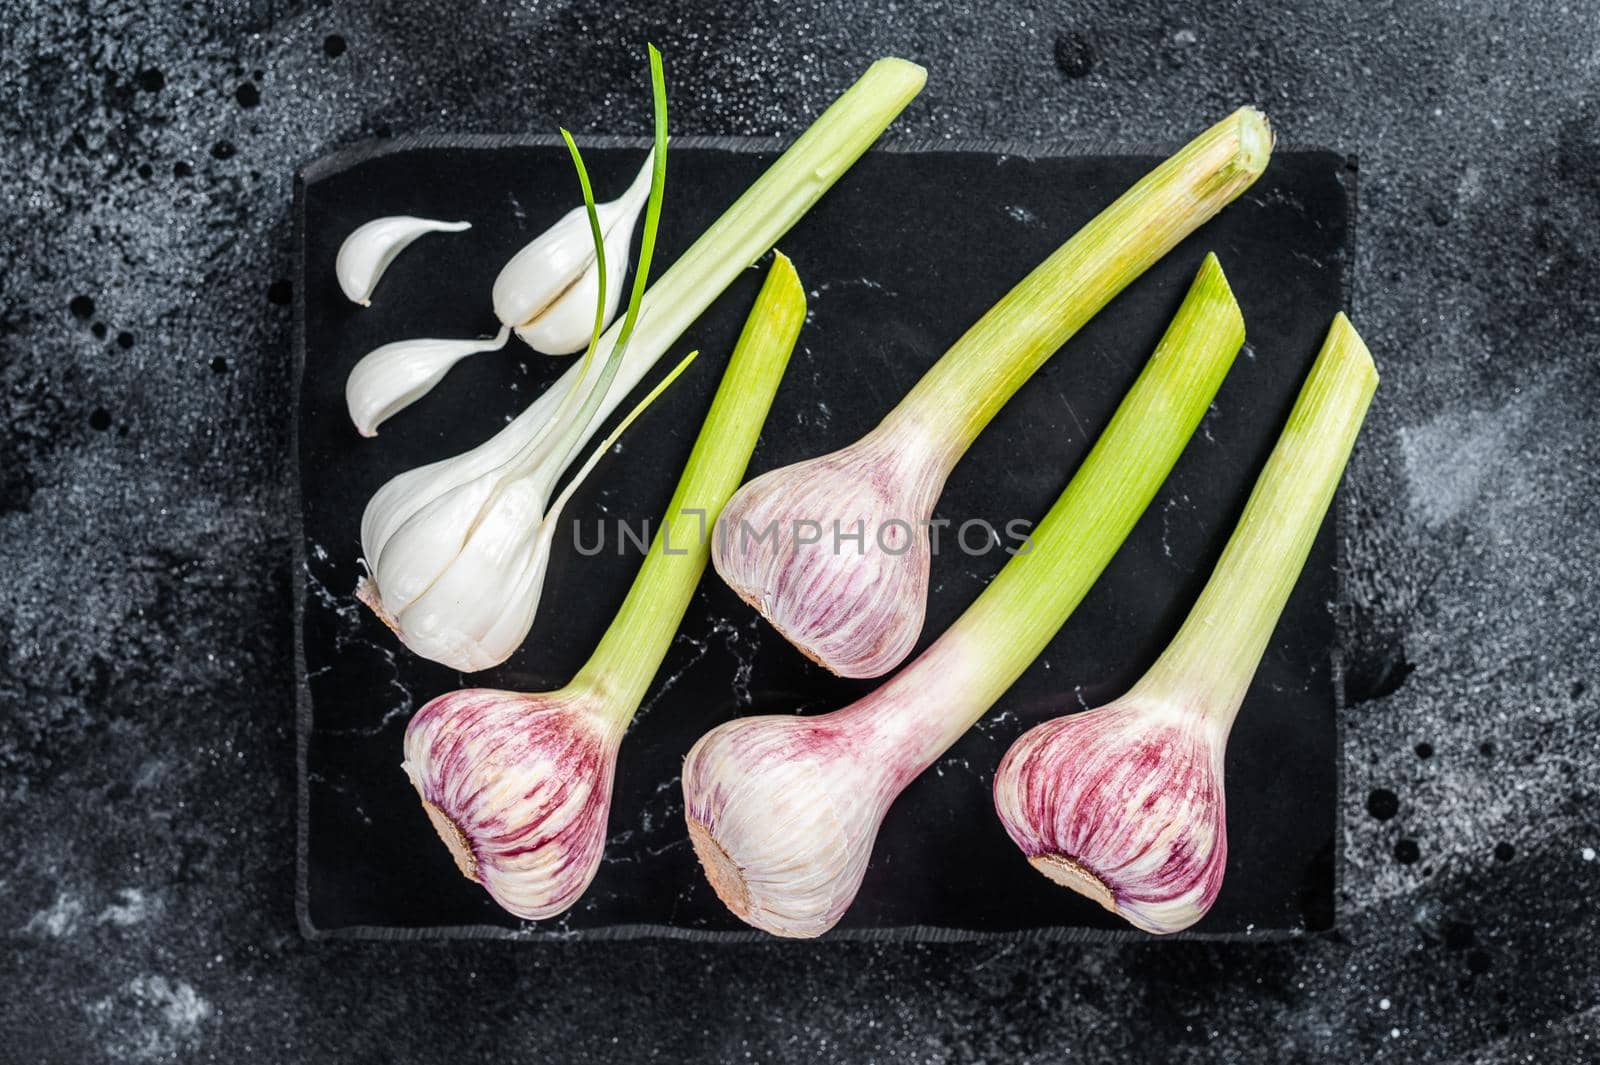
[2,1,1597,1061]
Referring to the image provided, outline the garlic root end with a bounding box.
[733,586,842,675]
[687,817,752,919]
[1029,853,1117,914]
[354,576,402,637]
[421,799,480,882]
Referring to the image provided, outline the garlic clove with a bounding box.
[491,201,601,327]
[345,326,510,437]
[711,418,952,678]
[403,687,622,919]
[512,242,624,356]
[336,216,471,306]
[682,713,893,938]
[492,149,655,353]
[992,702,1229,935]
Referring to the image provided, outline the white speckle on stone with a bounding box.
[87,975,213,1062]
[24,893,84,938]
[1583,847,1596,862]
[1004,204,1037,225]
[1398,391,1534,528]
[1379,997,1392,1011]
[98,887,158,927]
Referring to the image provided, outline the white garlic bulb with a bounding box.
[493,150,655,355]
[357,344,701,672]
[344,326,510,437]
[357,461,566,672]
[335,216,471,306]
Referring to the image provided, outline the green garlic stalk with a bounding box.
[995,314,1378,934]
[403,255,806,920]
[712,108,1273,679]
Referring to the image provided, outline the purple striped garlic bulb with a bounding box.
[711,108,1274,679]
[992,702,1228,934]
[685,251,1259,938]
[992,312,1379,936]
[402,687,622,920]
[711,418,953,679]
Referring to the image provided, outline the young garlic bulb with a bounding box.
[356,450,568,671]
[344,327,510,437]
[336,216,471,306]
[992,703,1228,934]
[403,687,623,919]
[357,345,700,672]
[684,257,1248,937]
[712,108,1272,679]
[992,313,1378,935]
[493,150,655,356]
[710,416,952,677]
[683,688,932,937]
[402,253,805,921]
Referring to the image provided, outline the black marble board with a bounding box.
[294,136,1354,941]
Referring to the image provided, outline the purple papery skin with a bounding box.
[402,687,619,921]
[993,703,1229,935]
[711,421,951,679]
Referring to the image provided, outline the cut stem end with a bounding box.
[1231,106,1274,178]
[1029,853,1116,913]
[421,799,479,883]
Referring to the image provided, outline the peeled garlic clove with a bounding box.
[345,326,510,437]
[992,703,1229,935]
[403,687,622,919]
[512,247,622,356]
[492,150,654,354]
[336,216,471,306]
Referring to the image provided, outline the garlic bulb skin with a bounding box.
[494,150,655,355]
[402,687,621,920]
[336,216,471,306]
[683,713,898,938]
[992,701,1228,935]
[711,417,953,678]
[345,326,510,437]
[681,633,981,939]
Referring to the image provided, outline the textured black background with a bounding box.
[299,143,1347,938]
[3,1,1598,1062]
